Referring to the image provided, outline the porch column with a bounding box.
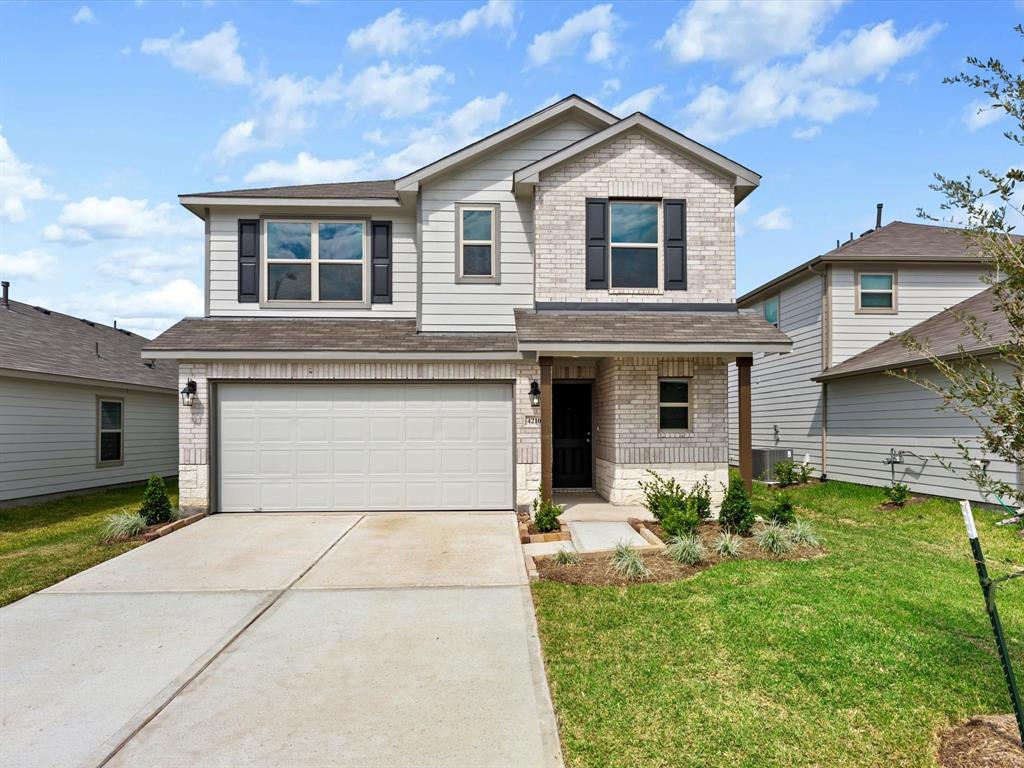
[539,356,553,503]
[737,356,753,495]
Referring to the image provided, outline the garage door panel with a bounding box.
[219,383,512,512]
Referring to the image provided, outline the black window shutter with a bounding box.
[663,199,687,291]
[237,219,260,303]
[371,221,393,304]
[585,198,608,289]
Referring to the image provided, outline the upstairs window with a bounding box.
[857,272,896,313]
[659,379,690,430]
[264,219,367,304]
[763,296,780,327]
[456,203,500,283]
[610,201,658,289]
[97,397,124,466]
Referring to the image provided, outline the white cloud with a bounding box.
[964,99,1004,132]
[600,78,621,96]
[611,86,665,115]
[96,246,200,286]
[346,63,449,118]
[755,206,792,230]
[660,0,843,65]
[141,22,249,86]
[362,129,390,147]
[792,125,822,139]
[527,4,618,67]
[682,20,942,141]
[0,127,59,223]
[42,196,196,243]
[72,6,97,25]
[0,249,57,280]
[347,1,515,56]
[243,153,371,186]
[54,279,203,338]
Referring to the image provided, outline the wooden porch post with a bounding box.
[540,356,553,503]
[737,356,753,495]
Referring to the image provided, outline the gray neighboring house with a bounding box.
[728,221,1021,504]
[0,286,178,505]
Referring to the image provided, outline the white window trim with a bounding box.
[658,377,691,433]
[763,295,780,327]
[455,202,501,284]
[855,270,897,314]
[96,396,124,468]
[261,217,371,307]
[609,200,661,293]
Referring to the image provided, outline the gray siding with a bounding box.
[729,272,824,471]
[0,377,178,503]
[825,361,1018,504]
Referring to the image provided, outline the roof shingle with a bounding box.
[182,180,398,200]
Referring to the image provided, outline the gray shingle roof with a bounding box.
[815,286,1008,381]
[514,308,790,345]
[182,180,398,200]
[145,318,519,353]
[0,301,177,390]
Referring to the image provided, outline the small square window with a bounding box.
[857,272,896,312]
[763,296,780,327]
[659,379,690,431]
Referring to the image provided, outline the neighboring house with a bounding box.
[727,221,1019,503]
[0,283,178,505]
[144,95,790,516]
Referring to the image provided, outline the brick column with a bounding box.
[736,356,753,495]
[539,356,553,503]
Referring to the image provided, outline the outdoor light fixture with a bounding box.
[180,379,198,407]
[529,380,541,407]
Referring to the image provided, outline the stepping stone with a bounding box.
[568,521,648,553]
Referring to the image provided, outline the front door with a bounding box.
[552,382,592,488]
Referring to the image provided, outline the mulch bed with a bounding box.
[937,715,1024,768]
[535,521,826,586]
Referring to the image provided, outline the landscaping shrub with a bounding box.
[756,521,792,556]
[660,497,701,538]
[773,460,798,486]
[719,475,754,535]
[795,462,815,484]
[688,476,713,521]
[639,470,686,522]
[532,488,564,533]
[767,493,797,525]
[609,543,650,581]
[884,482,912,507]
[789,519,821,547]
[138,475,174,525]
[713,531,741,558]
[665,534,704,565]
[640,470,712,529]
[103,510,147,542]
[552,548,582,566]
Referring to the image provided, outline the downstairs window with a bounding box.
[659,379,690,430]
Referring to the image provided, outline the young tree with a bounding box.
[893,25,1023,513]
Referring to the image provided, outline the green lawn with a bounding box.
[533,481,1024,768]
[0,480,179,607]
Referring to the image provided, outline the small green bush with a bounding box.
[660,497,701,538]
[713,531,741,558]
[532,488,564,533]
[719,475,754,535]
[139,475,174,525]
[665,534,704,565]
[789,519,821,547]
[103,510,147,542]
[773,460,797,486]
[639,470,687,522]
[609,543,650,581]
[884,482,912,507]
[795,462,815,484]
[688,476,713,521]
[756,521,792,556]
[552,548,582,566]
[767,493,797,526]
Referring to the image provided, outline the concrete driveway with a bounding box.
[0,513,563,768]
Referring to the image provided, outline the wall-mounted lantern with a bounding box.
[180,379,198,407]
[529,380,541,408]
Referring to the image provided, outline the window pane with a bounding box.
[319,223,363,261]
[764,297,779,325]
[611,247,658,288]
[100,431,122,462]
[268,263,311,300]
[660,406,689,430]
[660,380,689,404]
[100,401,122,429]
[610,203,657,244]
[860,274,892,290]
[267,222,311,260]
[319,264,362,301]
[860,291,893,308]
[462,209,492,241]
[463,245,492,276]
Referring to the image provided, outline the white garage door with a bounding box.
[218,382,513,512]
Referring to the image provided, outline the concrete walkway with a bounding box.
[0,513,563,768]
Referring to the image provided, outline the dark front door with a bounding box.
[553,382,592,488]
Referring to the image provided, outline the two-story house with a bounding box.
[728,219,1020,503]
[145,95,789,516]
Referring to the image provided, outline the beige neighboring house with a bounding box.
[144,94,790,516]
[0,283,178,505]
[728,221,1021,504]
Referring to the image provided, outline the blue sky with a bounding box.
[1,0,1020,336]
